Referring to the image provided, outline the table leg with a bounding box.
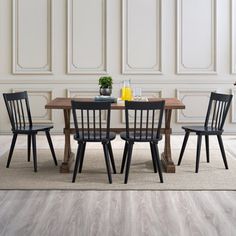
[161,109,175,173]
[60,109,75,173]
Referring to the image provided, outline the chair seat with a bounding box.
[74,131,116,142]
[13,125,53,134]
[120,131,162,142]
[182,126,223,135]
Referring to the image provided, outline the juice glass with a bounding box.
[121,80,132,101]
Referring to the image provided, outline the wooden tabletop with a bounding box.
[45,97,185,110]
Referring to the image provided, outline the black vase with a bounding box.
[100,87,112,96]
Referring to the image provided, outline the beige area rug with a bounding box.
[0,147,236,190]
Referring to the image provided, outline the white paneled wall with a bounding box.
[176,88,217,123]
[0,0,236,134]
[13,0,53,74]
[122,0,162,74]
[177,0,217,74]
[67,0,107,74]
[232,0,236,73]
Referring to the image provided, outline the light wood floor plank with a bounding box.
[0,191,236,236]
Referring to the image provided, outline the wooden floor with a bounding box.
[0,135,236,235]
[0,191,235,236]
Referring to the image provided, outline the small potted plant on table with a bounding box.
[99,76,113,96]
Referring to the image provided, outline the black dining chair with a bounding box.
[120,100,165,184]
[3,91,58,172]
[178,92,233,173]
[71,101,116,184]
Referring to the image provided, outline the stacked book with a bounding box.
[94,96,117,103]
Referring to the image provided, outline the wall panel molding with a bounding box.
[231,89,236,122]
[67,88,98,98]
[122,0,162,74]
[12,88,53,123]
[176,88,217,123]
[176,0,217,74]
[231,0,236,74]
[1,0,236,134]
[0,79,235,85]
[67,0,107,74]
[13,0,53,74]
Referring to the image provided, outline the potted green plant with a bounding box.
[99,76,113,96]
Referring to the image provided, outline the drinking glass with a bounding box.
[133,88,142,100]
[121,80,132,101]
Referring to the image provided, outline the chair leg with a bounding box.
[32,134,37,172]
[150,142,157,173]
[178,131,190,166]
[124,142,134,184]
[195,134,202,173]
[6,133,18,168]
[205,135,210,163]
[102,143,112,184]
[107,142,116,174]
[27,135,31,162]
[217,135,228,169]
[45,131,58,166]
[72,143,83,183]
[79,142,86,173]
[120,141,128,174]
[153,143,164,183]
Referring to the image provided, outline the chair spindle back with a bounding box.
[3,91,32,131]
[125,101,165,141]
[71,101,111,141]
[204,92,233,130]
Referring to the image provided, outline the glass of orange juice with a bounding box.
[121,80,132,101]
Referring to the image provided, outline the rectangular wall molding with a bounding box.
[231,0,236,73]
[67,0,107,74]
[67,88,98,98]
[1,0,236,134]
[231,89,236,122]
[122,0,162,74]
[176,0,217,74]
[176,88,217,123]
[13,0,53,74]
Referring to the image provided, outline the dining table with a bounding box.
[45,97,185,173]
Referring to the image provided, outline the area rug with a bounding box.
[0,148,236,190]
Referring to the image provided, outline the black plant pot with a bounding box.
[100,87,112,96]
